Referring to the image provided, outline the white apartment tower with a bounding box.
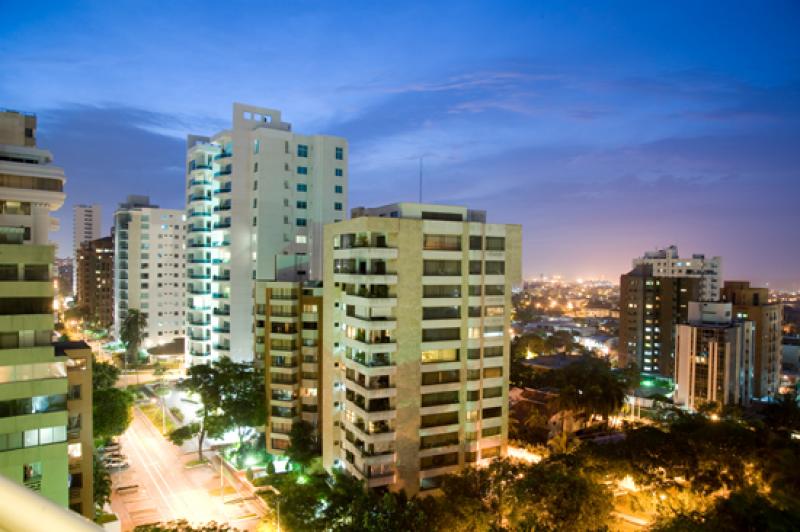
[633,245,722,301]
[72,204,100,257]
[322,203,522,495]
[113,195,185,350]
[185,103,347,364]
[72,204,101,292]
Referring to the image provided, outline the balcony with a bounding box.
[213,221,231,229]
[213,205,232,212]
[189,179,212,187]
[213,275,231,281]
[189,333,210,341]
[188,258,211,264]
[188,226,211,233]
[188,210,212,218]
[188,318,210,326]
[187,242,210,249]
[213,186,232,194]
[213,326,230,334]
[189,163,212,171]
[214,169,232,177]
[213,152,232,160]
[188,194,212,203]
[188,273,211,280]
[212,292,229,299]
[213,308,230,316]
[188,288,210,295]
[213,344,230,351]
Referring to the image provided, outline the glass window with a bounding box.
[297,144,308,157]
[296,218,307,227]
[297,166,308,175]
[334,185,343,193]
[335,147,343,160]
[296,201,307,209]
[334,202,343,211]
[297,183,307,192]
[335,168,343,177]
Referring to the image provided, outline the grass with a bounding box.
[185,458,209,468]
[139,403,177,435]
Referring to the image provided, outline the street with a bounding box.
[110,407,266,530]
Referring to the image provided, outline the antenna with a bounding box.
[418,156,423,203]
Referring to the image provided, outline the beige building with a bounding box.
[321,203,521,494]
[57,341,94,518]
[256,280,323,454]
[722,281,782,399]
[675,302,754,410]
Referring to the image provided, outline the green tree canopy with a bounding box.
[120,309,147,363]
[93,387,133,440]
[92,358,120,390]
[286,419,320,469]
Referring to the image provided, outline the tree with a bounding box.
[92,358,120,390]
[93,453,111,516]
[93,387,134,441]
[168,362,224,461]
[120,309,147,363]
[214,357,266,448]
[286,420,320,469]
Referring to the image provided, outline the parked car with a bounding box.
[103,453,127,462]
[106,460,129,470]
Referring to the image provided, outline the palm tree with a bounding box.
[120,309,147,364]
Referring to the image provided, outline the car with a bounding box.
[99,444,121,453]
[103,453,127,462]
[106,460,129,470]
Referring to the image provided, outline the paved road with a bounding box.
[110,407,264,530]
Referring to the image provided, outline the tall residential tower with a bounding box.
[322,203,521,494]
[185,103,347,364]
[633,245,721,301]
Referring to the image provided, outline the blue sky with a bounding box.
[2,1,799,287]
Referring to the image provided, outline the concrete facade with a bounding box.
[76,236,114,327]
[256,281,323,454]
[185,103,347,364]
[633,245,722,301]
[674,302,754,410]
[722,281,783,399]
[322,203,521,494]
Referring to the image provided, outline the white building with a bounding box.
[113,195,185,350]
[321,203,522,494]
[185,103,347,364]
[633,245,722,301]
[674,302,754,410]
[72,204,101,290]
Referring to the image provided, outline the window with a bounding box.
[469,261,482,274]
[485,237,505,251]
[296,201,307,209]
[297,144,308,157]
[482,407,502,419]
[421,348,459,363]
[335,168,343,177]
[422,328,460,342]
[297,166,308,175]
[423,234,461,251]
[334,202,343,211]
[335,147,343,160]
[483,367,503,378]
[297,183,307,192]
[423,260,461,276]
[334,185,343,193]
[296,218,307,227]
[422,306,460,320]
[296,235,307,244]
[423,285,461,298]
[485,261,505,275]
[253,139,260,154]
[469,236,482,250]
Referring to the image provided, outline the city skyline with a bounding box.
[2,1,799,288]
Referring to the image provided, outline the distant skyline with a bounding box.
[2,1,799,288]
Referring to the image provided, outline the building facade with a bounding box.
[322,203,521,494]
[633,245,722,301]
[185,103,347,364]
[619,264,701,376]
[76,236,114,327]
[58,341,94,518]
[674,302,754,410]
[0,109,75,508]
[722,281,782,400]
[72,204,101,291]
[54,257,73,298]
[114,196,185,349]
[256,281,323,454]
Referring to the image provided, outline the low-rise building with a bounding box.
[674,302,754,410]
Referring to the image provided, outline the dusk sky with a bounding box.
[2,1,798,288]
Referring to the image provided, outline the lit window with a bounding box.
[296,235,307,244]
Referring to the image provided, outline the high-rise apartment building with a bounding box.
[256,280,323,454]
[321,203,521,494]
[114,196,185,349]
[72,204,100,285]
[722,281,782,400]
[633,245,721,301]
[185,103,347,364]
[674,302,754,410]
[619,264,701,375]
[76,236,114,327]
[0,109,78,508]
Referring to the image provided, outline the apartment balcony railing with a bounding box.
[213,187,232,194]
[213,308,231,316]
[213,152,232,160]
[190,350,210,357]
[188,288,210,295]
[189,179,212,186]
[213,344,230,351]
[213,222,231,229]
[188,226,211,233]
[189,333,210,341]
[213,275,231,281]
[213,326,230,334]
[214,169,232,177]
[188,258,211,264]
[213,205,231,212]
[187,242,210,248]
[188,210,212,218]
[190,163,212,171]
[188,273,211,280]
[270,294,297,301]
[212,292,229,299]
[188,194,212,202]
[188,318,210,326]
